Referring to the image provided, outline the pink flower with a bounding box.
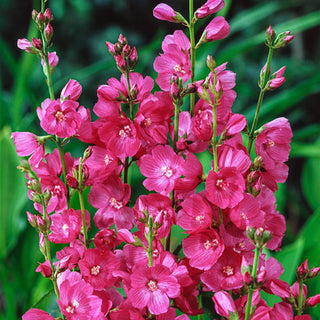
[212,291,236,318]
[11,131,45,167]
[139,145,184,195]
[89,174,134,230]
[37,98,82,138]
[198,16,230,46]
[154,30,191,91]
[195,0,225,19]
[98,114,141,158]
[255,117,292,168]
[128,264,180,315]
[153,3,177,22]
[57,270,102,319]
[17,38,34,52]
[78,248,120,290]
[22,309,55,320]
[48,209,84,243]
[206,167,245,209]
[41,52,59,75]
[177,193,213,233]
[182,229,224,270]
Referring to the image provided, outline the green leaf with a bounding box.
[301,140,320,210]
[0,126,28,260]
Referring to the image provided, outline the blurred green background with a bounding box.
[1,0,320,318]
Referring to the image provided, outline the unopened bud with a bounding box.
[83,146,93,162]
[36,12,45,27]
[243,271,253,285]
[253,156,263,170]
[39,233,46,256]
[44,23,53,43]
[130,84,139,101]
[32,37,43,51]
[206,55,216,71]
[128,47,138,69]
[273,31,294,49]
[214,79,223,101]
[308,267,320,280]
[36,215,49,233]
[256,270,267,284]
[296,259,309,281]
[66,173,79,189]
[31,192,42,204]
[27,179,42,193]
[27,211,37,228]
[44,8,53,23]
[266,25,276,45]
[43,189,52,203]
[17,159,32,173]
[32,9,39,22]
[246,226,255,242]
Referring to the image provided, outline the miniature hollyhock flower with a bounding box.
[57,270,102,319]
[206,167,245,209]
[89,174,134,230]
[78,248,120,290]
[139,145,184,194]
[154,30,191,91]
[48,209,84,243]
[17,38,34,52]
[182,229,224,270]
[37,98,82,138]
[98,114,141,158]
[255,117,292,168]
[128,264,180,315]
[177,193,213,233]
[195,0,225,19]
[11,131,45,167]
[35,260,52,278]
[61,79,82,101]
[22,308,55,320]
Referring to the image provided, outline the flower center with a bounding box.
[66,299,79,314]
[62,224,69,234]
[223,265,234,276]
[143,118,152,127]
[204,239,219,250]
[104,154,113,166]
[216,178,228,190]
[148,280,158,292]
[267,139,275,148]
[174,64,186,75]
[118,125,132,138]
[196,215,205,223]
[241,212,248,220]
[109,197,123,209]
[161,165,173,178]
[55,111,65,122]
[91,265,101,276]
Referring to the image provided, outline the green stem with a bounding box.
[244,245,260,320]
[78,158,89,249]
[125,60,134,120]
[55,136,70,208]
[297,279,304,315]
[212,102,218,173]
[247,46,274,154]
[189,0,196,116]
[148,216,153,267]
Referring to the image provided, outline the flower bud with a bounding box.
[60,79,82,101]
[246,226,256,242]
[253,156,263,170]
[308,266,320,279]
[36,260,53,278]
[256,270,267,284]
[31,192,42,204]
[153,3,186,23]
[212,291,236,318]
[36,215,50,233]
[296,259,309,281]
[32,37,43,51]
[44,8,53,23]
[39,233,46,256]
[44,23,53,43]
[17,159,32,173]
[83,146,93,162]
[36,12,45,27]
[27,179,42,193]
[306,294,320,307]
[128,47,138,69]
[206,55,216,71]
[266,25,276,45]
[32,10,39,22]
[243,271,253,285]
[273,31,294,48]
[26,211,37,228]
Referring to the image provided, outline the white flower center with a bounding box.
[161,165,173,178]
[148,280,158,292]
[109,197,123,209]
[91,265,101,276]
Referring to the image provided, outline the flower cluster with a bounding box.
[14,1,319,320]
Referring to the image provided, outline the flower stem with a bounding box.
[247,46,274,154]
[125,60,134,120]
[189,0,196,116]
[148,216,153,267]
[78,157,89,249]
[297,279,304,315]
[173,78,183,152]
[55,136,70,208]
[244,245,260,320]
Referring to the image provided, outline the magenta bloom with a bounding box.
[206,167,245,209]
[37,98,82,138]
[11,131,45,167]
[128,264,180,315]
[153,30,191,91]
[139,145,184,194]
[153,3,177,22]
[61,79,82,101]
[255,117,292,168]
[57,272,102,319]
[182,229,224,270]
[78,248,120,290]
[195,0,225,19]
[22,309,55,320]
